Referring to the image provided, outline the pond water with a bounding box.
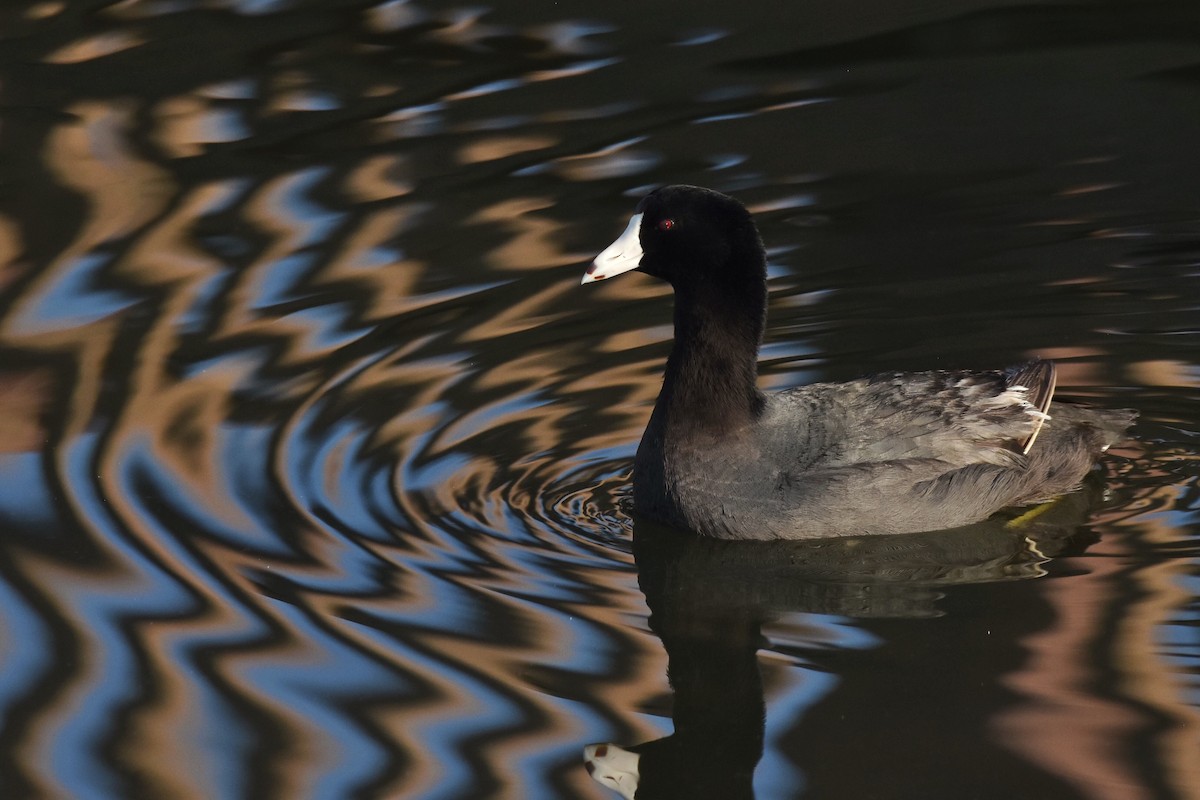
[1,1,1198,798]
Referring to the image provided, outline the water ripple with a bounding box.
[0,1,1198,798]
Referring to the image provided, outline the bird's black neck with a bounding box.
[657,276,766,434]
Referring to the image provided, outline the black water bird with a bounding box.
[583,185,1134,540]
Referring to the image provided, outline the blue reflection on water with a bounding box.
[347,611,522,800]
[0,572,53,720]
[10,252,139,334]
[292,419,392,539]
[158,607,277,800]
[176,272,234,334]
[1161,553,1200,706]
[756,669,840,799]
[250,252,322,309]
[237,599,406,800]
[48,434,199,799]
[116,429,415,798]
[0,453,57,525]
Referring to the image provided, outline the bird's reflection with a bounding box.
[585,482,1105,799]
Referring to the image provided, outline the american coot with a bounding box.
[583,185,1135,540]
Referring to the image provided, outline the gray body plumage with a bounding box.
[634,368,1134,540]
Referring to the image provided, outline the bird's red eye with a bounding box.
[657,218,675,231]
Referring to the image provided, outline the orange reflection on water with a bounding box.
[458,135,558,165]
[995,484,1200,800]
[44,31,145,64]
[993,534,1151,799]
[0,368,53,453]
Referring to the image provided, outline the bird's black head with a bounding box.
[584,185,766,292]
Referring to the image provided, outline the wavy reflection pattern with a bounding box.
[0,1,1198,799]
[0,3,685,798]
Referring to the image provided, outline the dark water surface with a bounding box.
[1,1,1198,798]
